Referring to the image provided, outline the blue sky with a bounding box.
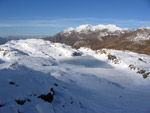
[0,0,150,36]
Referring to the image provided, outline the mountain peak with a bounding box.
[62,24,127,34]
[137,26,150,30]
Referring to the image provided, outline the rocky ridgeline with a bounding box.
[45,25,150,55]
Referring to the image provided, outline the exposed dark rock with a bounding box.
[27,99,31,102]
[38,93,53,103]
[38,87,54,103]
[143,72,150,79]
[42,64,50,66]
[50,88,54,92]
[38,88,54,103]
[107,54,119,64]
[138,58,146,63]
[107,54,117,60]
[137,70,146,74]
[72,52,82,56]
[54,83,58,86]
[99,49,107,54]
[9,81,15,85]
[15,99,26,105]
[3,51,6,56]
[128,65,137,70]
[0,104,5,107]
[138,58,143,61]
[71,101,73,104]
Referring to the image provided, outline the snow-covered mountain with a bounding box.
[0,39,150,113]
[45,24,150,54]
[0,35,47,45]
[62,24,128,34]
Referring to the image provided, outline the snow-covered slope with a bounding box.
[133,27,150,41]
[0,39,150,113]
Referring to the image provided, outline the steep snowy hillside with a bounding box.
[0,39,150,113]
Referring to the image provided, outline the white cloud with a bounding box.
[0,18,150,28]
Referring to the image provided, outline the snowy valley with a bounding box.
[0,39,150,113]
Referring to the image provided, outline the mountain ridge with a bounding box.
[45,24,150,55]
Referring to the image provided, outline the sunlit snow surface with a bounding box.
[0,39,150,113]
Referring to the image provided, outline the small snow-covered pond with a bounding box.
[59,56,113,68]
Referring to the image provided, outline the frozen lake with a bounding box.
[59,56,113,68]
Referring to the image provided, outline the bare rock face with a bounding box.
[38,88,54,103]
[45,24,150,55]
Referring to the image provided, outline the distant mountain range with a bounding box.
[0,37,12,45]
[0,35,47,45]
[45,24,150,54]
